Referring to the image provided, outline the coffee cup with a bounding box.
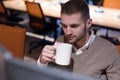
[55,43,72,65]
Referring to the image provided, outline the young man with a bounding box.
[37,0,120,80]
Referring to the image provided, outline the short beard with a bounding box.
[76,25,87,43]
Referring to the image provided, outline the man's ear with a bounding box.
[87,19,92,29]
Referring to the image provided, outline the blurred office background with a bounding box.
[0,0,120,61]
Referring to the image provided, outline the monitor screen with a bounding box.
[0,45,97,80]
[6,59,97,80]
[0,45,12,80]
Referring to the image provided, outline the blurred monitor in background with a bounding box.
[0,45,98,80]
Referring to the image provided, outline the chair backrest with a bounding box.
[116,45,120,55]
[25,1,46,33]
[103,0,120,9]
[0,1,7,21]
[0,1,5,14]
[0,24,26,59]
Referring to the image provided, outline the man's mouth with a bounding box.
[67,36,74,40]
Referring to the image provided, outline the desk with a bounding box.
[3,0,120,30]
[3,0,61,17]
[89,6,120,30]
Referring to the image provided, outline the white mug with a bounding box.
[55,43,72,65]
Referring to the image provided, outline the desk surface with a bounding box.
[3,0,120,30]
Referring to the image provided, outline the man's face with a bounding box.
[61,13,90,44]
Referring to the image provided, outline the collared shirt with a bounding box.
[73,30,96,55]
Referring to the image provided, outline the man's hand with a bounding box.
[40,45,56,64]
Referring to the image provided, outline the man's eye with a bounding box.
[70,24,78,28]
[62,24,67,28]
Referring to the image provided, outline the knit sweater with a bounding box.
[49,36,120,80]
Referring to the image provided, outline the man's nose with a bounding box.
[66,27,72,35]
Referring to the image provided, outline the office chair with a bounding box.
[103,0,120,9]
[0,24,26,59]
[0,1,8,21]
[25,1,55,54]
[116,45,120,55]
[0,1,23,27]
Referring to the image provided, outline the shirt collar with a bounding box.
[74,30,96,55]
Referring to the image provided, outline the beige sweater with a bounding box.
[49,36,120,80]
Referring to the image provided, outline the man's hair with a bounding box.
[61,0,90,22]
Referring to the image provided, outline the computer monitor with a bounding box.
[0,50,5,80]
[0,45,97,80]
[0,45,12,80]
